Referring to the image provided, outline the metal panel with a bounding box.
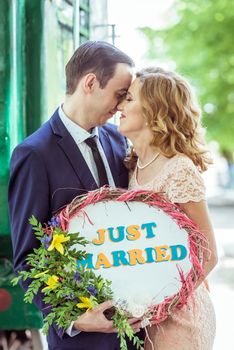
[25,0,45,135]
[0,0,43,331]
[0,0,11,237]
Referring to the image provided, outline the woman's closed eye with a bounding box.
[125,94,133,102]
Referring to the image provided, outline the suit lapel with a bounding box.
[50,110,98,191]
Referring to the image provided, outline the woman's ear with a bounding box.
[83,73,99,93]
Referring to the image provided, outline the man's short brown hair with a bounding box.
[65,41,134,94]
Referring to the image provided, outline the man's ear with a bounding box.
[83,73,99,93]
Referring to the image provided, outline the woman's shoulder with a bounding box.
[165,154,206,203]
[167,153,201,176]
[169,153,194,165]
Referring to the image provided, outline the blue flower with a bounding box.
[74,272,82,282]
[41,235,52,250]
[87,285,98,296]
[48,216,61,227]
[41,236,52,243]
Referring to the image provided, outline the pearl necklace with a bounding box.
[137,152,160,170]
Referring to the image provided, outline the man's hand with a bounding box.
[73,300,142,333]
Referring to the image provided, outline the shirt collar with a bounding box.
[58,105,99,144]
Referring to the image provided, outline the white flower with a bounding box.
[128,303,146,318]
[114,298,128,311]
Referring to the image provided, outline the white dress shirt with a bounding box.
[58,106,115,188]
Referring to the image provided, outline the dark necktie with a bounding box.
[84,137,109,186]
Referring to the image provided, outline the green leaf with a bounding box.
[29,215,38,226]
[11,276,21,286]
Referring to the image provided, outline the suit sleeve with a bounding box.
[8,144,67,338]
[9,145,50,271]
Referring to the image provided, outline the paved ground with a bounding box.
[208,202,234,350]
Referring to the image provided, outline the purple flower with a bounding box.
[41,236,52,244]
[48,216,61,227]
[74,272,82,282]
[41,235,52,250]
[43,257,49,266]
[87,285,98,296]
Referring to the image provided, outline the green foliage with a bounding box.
[113,310,144,350]
[140,0,234,154]
[11,215,143,350]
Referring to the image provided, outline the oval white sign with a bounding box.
[69,200,191,316]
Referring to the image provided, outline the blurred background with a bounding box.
[0,0,233,349]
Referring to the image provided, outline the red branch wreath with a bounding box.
[58,187,209,324]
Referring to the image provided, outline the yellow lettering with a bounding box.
[95,253,112,269]
[126,225,141,241]
[92,229,106,245]
[127,249,146,265]
[155,245,171,262]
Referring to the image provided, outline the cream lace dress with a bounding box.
[129,154,216,350]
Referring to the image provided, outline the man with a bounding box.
[9,41,144,350]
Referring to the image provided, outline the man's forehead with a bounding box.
[101,64,132,93]
[107,79,131,92]
[110,79,132,93]
[114,62,133,75]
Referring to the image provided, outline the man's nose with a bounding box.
[117,100,124,111]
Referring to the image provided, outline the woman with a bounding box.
[117,67,218,350]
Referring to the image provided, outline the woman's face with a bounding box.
[117,78,147,137]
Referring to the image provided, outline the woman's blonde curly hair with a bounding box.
[126,67,212,172]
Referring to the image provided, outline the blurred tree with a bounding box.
[140,0,234,158]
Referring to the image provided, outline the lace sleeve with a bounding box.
[166,158,206,204]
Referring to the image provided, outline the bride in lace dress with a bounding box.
[117,67,217,350]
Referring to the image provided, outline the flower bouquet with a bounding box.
[11,215,144,350]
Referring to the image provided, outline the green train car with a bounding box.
[0,1,90,348]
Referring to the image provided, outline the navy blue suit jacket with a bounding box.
[9,109,144,349]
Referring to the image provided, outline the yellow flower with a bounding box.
[34,270,49,278]
[76,297,95,310]
[48,234,70,255]
[42,275,59,292]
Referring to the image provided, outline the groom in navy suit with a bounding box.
[9,41,144,350]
